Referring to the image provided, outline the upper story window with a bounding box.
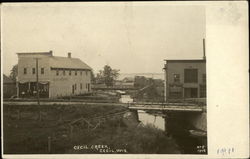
[41,68,44,74]
[56,70,59,76]
[80,71,82,76]
[63,70,66,76]
[32,68,36,74]
[173,74,180,83]
[184,69,198,83]
[80,83,82,89]
[75,71,77,76]
[69,70,71,76]
[202,74,206,83]
[24,68,27,74]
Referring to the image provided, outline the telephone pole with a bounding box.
[36,58,40,105]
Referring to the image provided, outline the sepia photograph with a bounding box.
[1,1,248,158]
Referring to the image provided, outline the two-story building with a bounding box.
[163,59,206,100]
[17,51,92,98]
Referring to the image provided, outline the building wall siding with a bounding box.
[167,62,206,84]
[49,69,91,98]
[17,53,92,98]
[18,56,51,82]
[165,61,206,99]
[3,83,17,98]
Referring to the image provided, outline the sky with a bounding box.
[1,2,205,76]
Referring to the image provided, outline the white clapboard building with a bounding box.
[17,51,92,98]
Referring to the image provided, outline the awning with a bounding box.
[18,81,49,84]
[170,86,182,92]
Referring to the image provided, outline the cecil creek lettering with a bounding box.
[73,145,127,153]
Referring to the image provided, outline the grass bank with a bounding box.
[3,104,180,154]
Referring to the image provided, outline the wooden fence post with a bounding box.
[70,125,74,139]
[17,109,20,120]
[7,107,10,117]
[48,136,51,153]
[59,113,62,122]
[118,118,121,128]
[39,111,42,121]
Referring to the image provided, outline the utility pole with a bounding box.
[36,58,40,105]
[203,38,206,60]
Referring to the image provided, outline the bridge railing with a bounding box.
[127,101,207,112]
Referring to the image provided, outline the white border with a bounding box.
[1,1,249,159]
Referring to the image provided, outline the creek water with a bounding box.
[137,110,165,131]
[136,110,207,154]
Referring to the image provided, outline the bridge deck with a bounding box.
[129,104,204,112]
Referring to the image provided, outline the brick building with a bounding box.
[17,51,92,98]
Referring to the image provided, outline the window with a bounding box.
[75,71,77,76]
[69,70,71,76]
[80,71,82,76]
[24,68,27,74]
[184,69,198,83]
[169,86,182,98]
[41,68,44,74]
[80,83,82,89]
[202,74,206,83]
[32,68,36,74]
[63,70,65,76]
[75,84,77,90]
[173,74,180,82]
[86,71,88,76]
[56,70,59,76]
[200,85,206,97]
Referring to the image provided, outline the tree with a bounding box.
[9,64,18,83]
[96,65,120,87]
[90,70,96,84]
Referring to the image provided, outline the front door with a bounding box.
[184,88,198,98]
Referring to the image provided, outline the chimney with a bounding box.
[68,52,71,58]
[49,50,53,56]
[203,38,206,60]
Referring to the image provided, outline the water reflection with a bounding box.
[136,110,207,154]
[137,110,165,131]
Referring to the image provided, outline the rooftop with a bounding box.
[17,51,53,56]
[50,56,92,70]
[164,59,206,63]
[17,51,92,70]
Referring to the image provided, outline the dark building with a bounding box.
[163,59,206,100]
[163,39,206,101]
[3,74,17,98]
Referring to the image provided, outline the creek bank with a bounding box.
[3,104,181,154]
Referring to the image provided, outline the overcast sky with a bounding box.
[2,2,205,75]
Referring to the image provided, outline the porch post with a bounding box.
[49,82,51,98]
[16,82,19,98]
[182,87,185,98]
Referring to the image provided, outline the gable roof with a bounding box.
[50,56,92,70]
[164,59,206,63]
[3,74,15,84]
[16,51,92,70]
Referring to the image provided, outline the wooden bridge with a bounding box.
[4,100,205,113]
[128,102,205,112]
